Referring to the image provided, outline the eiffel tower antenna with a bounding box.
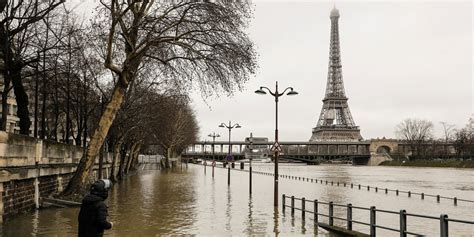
[310,7,363,142]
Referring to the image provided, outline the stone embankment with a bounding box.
[0,131,112,223]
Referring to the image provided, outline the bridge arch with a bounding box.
[376,145,391,154]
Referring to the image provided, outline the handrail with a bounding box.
[282,194,473,237]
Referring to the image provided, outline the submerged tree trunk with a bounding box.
[124,142,137,174]
[109,139,123,182]
[62,80,128,195]
[117,145,127,180]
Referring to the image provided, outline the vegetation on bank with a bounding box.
[380,159,474,168]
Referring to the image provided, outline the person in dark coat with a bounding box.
[78,179,113,237]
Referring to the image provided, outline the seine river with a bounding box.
[1,164,473,236]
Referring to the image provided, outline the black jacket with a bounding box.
[78,193,112,237]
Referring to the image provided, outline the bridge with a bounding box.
[182,139,405,165]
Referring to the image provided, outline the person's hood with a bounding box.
[82,193,104,205]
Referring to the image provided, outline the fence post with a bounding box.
[396,189,399,196]
[358,184,361,189]
[302,197,306,220]
[408,191,411,197]
[370,206,376,237]
[454,197,457,206]
[440,214,448,237]
[399,210,407,237]
[375,187,378,192]
[291,196,295,216]
[282,194,286,211]
[329,201,334,226]
[314,199,318,224]
[421,193,424,199]
[385,188,388,194]
[347,204,353,230]
[351,183,353,188]
[437,195,440,203]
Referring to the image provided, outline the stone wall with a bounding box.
[1,178,35,217]
[0,131,114,223]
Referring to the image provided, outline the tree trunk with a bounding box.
[62,80,128,195]
[11,63,30,135]
[1,78,10,131]
[125,142,137,174]
[98,144,104,179]
[109,139,123,182]
[129,144,142,171]
[118,145,127,180]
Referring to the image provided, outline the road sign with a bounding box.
[226,154,234,161]
[212,160,216,167]
[270,141,282,152]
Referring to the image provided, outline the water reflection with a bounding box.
[273,207,280,236]
[225,186,232,232]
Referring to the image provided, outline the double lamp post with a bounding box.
[219,121,241,185]
[255,81,298,207]
[208,132,220,178]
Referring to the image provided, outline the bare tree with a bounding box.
[396,118,434,158]
[0,0,65,134]
[63,0,257,195]
[440,122,455,143]
[453,128,474,157]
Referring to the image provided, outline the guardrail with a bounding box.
[203,163,474,205]
[282,194,474,237]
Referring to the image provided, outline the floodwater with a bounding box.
[1,163,473,236]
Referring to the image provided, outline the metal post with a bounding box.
[291,195,295,216]
[358,184,361,189]
[347,204,353,230]
[370,206,376,237]
[437,195,440,202]
[421,193,424,199]
[302,197,306,220]
[274,82,279,208]
[408,191,411,197]
[314,199,318,224]
[440,214,448,237]
[329,201,334,226]
[282,194,285,211]
[396,189,399,195]
[399,210,407,237]
[454,197,457,206]
[227,125,231,185]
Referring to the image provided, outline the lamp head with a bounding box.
[287,88,298,96]
[218,124,225,128]
[235,124,242,128]
[255,88,267,95]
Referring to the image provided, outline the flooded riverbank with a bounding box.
[1,164,473,236]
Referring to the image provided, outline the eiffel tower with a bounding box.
[310,7,362,142]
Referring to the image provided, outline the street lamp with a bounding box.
[208,132,221,178]
[219,121,241,185]
[255,81,298,207]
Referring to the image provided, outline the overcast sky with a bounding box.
[70,1,473,142]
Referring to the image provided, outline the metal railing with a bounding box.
[282,194,474,237]
[200,163,474,205]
